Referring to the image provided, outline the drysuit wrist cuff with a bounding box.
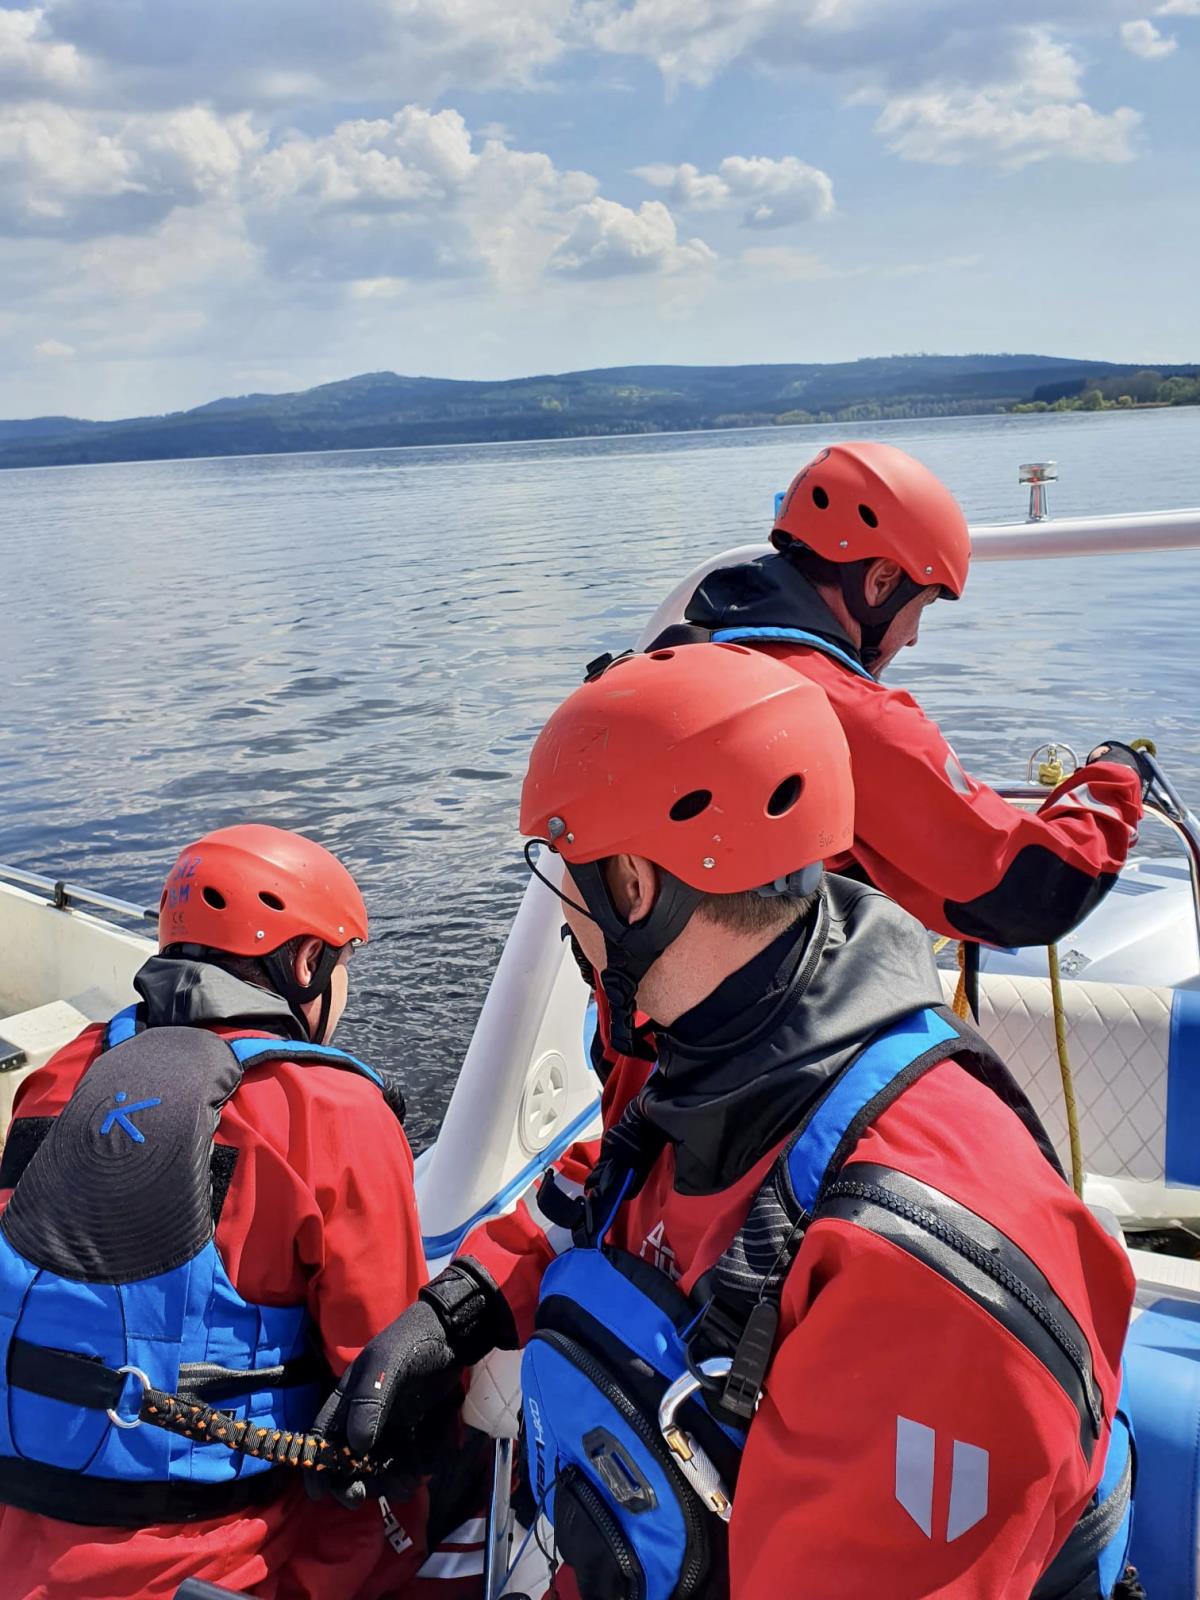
[420,1260,519,1362]
[1086,741,1152,797]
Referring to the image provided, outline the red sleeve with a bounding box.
[732,1219,1104,1600]
[292,1093,426,1374]
[830,674,1142,945]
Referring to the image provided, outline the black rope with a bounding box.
[136,1386,372,1478]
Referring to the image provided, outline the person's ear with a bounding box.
[864,557,903,606]
[292,935,323,988]
[605,854,659,922]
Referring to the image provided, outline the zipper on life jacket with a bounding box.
[820,1176,1102,1436]
[534,1329,710,1599]
[559,1466,647,1600]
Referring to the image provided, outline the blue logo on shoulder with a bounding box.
[100,1091,162,1144]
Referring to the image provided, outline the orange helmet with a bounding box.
[158,824,367,954]
[158,825,367,1040]
[772,441,970,599]
[521,644,853,1053]
[521,644,852,891]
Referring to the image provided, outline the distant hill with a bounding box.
[2,355,1197,470]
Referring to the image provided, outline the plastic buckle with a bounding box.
[583,650,632,683]
[720,1301,779,1423]
[106,1364,151,1430]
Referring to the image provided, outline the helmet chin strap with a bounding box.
[566,862,704,1058]
[262,942,343,1043]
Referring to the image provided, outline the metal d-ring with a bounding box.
[106,1364,151,1430]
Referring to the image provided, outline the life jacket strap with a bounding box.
[7,1339,326,1414]
[1031,1443,1133,1598]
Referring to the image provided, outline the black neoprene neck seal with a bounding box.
[835,559,925,671]
[567,860,705,1059]
[522,842,704,1059]
[262,942,343,1043]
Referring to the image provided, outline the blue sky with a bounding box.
[1,0,1197,418]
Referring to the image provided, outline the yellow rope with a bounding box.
[1047,942,1084,1197]
[950,941,971,1021]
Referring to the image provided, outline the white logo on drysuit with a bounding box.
[378,1495,416,1556]
[895,1416,989,1542]
[640,1220,682,1282]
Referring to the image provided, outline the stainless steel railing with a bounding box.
[0,862,156,924]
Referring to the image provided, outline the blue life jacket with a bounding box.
[522,1007,1133,1600]
[0,1008,386,1527]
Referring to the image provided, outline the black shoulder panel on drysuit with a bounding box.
[816,1162,1104,1464]
[1,1026,243,1284]
[944,844,1118,948]
[1,1115,242,1226]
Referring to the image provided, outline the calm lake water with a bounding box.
[2,408,1199,1146]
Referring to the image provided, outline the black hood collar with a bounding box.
[651,552,866,671]
[133,956,306,1040]
[642,875,946,1193]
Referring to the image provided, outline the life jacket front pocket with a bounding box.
[522,1328,711,1600]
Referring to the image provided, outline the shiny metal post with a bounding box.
[484,1436,514,1600]
[1019,461,1058,522]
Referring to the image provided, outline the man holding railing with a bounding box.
[646,440,1147,953]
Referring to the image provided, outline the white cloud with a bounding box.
[549,198,715,277]
[0,103,261,237]
[873,33,1141,167]
[0,6,85,95]
[38,0,573,108]
[876,90,1140,167]
[1120,17,1177,54]
[636,155,834,227]
[32,336,74,359]
[593,4,1149,168]
[246,107,599,287]
[1155,0,1200,15]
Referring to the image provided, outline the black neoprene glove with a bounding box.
[1087,741,1155,798]
[311,1259,516,1505]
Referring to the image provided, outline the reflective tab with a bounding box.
[418,1548,487,1579]
[946,1439,989,1541]
[1047,784,1127,826]
[895,1416,935,1537]
[944,750,972,796]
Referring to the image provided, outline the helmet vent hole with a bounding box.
[669,789,712,823]
[858,503,878,528]
[811,486,829,510]
[259,891,285,911]
[649,649,675,662]
[202,886,227,910]
[767,775,804,817]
